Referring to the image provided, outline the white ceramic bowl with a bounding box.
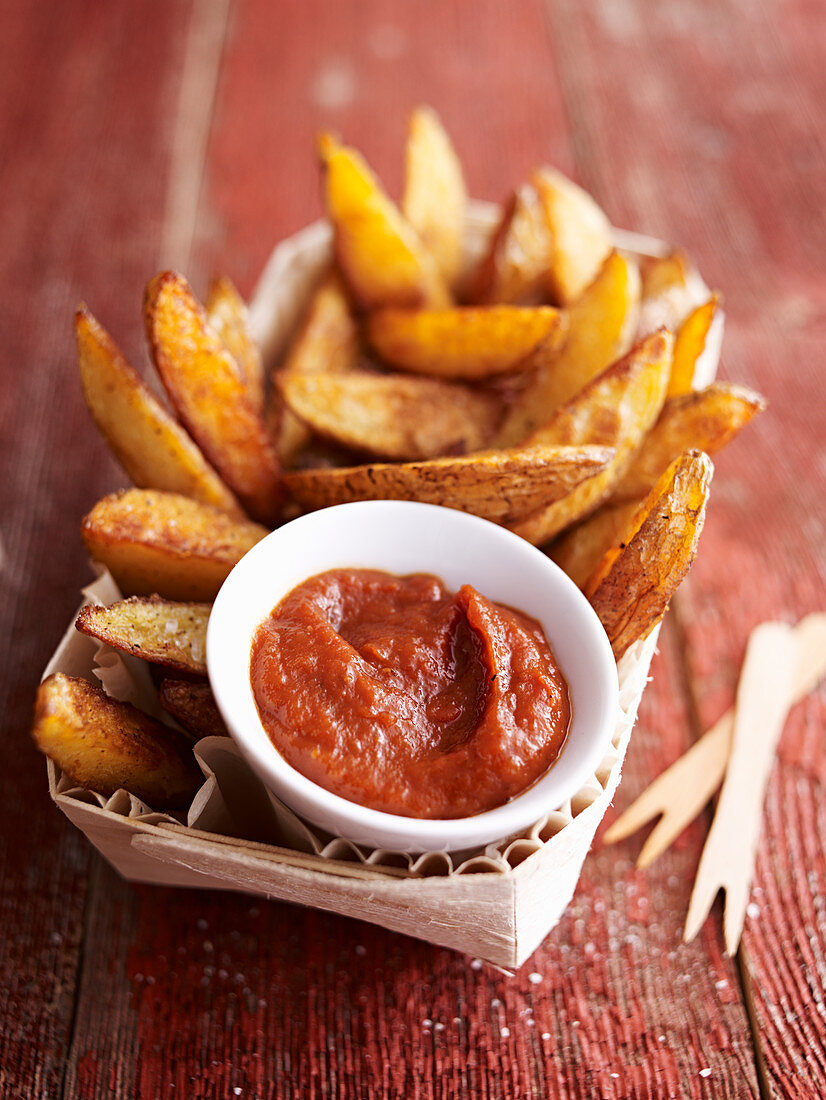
[207,501,618,853]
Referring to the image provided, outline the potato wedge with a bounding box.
[507,330,673,545]
[205,275,265,413]
[319,132,449,309]
[533,167,613,305]
[366,305,566,380]
[467,184,554,305]
[159,680,228,739]
[548,501,640,589]
[278,371,501,460]
[267,270,360,467]
[585,451,713,657]
[32,673,201,808]
[613,382,765,502]
[668,295,720,396]
[76,597,210,674]
[401,106,467,290]
[81,489,267,601]
[145,271,283,524]
[284,444,614,524]
[637,250,711,337]
[76,307,242,517]
[496,251,641,446]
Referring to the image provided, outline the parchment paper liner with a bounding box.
[43,203,719,967]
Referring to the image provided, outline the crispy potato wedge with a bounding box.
[637,250,711,337]
[668,295,720,396]
[467,184,554,305]
[32,673,201,808]
[613,382,765,502]
[548,501,640,589]
[267,270,360,466]
[159,680,228,739]
[366,305,566,380]
[496,251,641,446]
[533,167,613,305]
[205,275,265,413]
[585,451,713,657]
[319,133,449,310]
[401,106,467,290]
[507,330,673,545]
[145,271,283,524]
[284,443,614,524]
[76,597,210,674]
[81,489,267,601]
[76,307,242,517]
[278,370,501,460]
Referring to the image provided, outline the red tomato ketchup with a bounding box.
[250,569,571,819]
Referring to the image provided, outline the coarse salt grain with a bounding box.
[470,959,483,971]
[699,1068,711,1078]
[500,1027,510,1038]
[528,972,542,984]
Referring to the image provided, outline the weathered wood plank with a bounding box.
[0,2,194,1097]
[544,0,826,1094]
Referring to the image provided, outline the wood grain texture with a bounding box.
[544,0,826,1094]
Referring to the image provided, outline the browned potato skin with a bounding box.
[205,275,265,413]
[613,382,765,502]
[159,680,228,740]
[586,450,713,657]
[145,271,283,524]
[319,133,449,310]
[466,185,553,305]
[75,306,242,517]
[278,370,502,461]
[366,305,567,380]
[548,501,640,590]
[75,597,210,674]
[284,444,614,525]
[32,673,201,808]
[81,489,268,601]
[508,330,673,545]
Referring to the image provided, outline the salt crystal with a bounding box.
[528,972,542,984]
[491,998,501,1008]
[434,1022,445,1032]
[699,1068,711,1078]
[541,1032,551,1040]
[234,1089,243,1096]
[715,979,728,990]
[422,1019,432,1028]
[611,1073,620,1079]
[470,959,483,971]
[500,1027,510,1038]
[747,903,760,919]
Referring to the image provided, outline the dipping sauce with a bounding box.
[250,569,571,819]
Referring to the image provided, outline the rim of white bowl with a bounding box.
[206,501,619,853]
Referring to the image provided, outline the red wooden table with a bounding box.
[2,1,824,1096]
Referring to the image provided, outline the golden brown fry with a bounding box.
[145,271,283,524]
[75,307,242,517]
[507,330,673,545]
[319,132,449,309]
[278,370,501,460]
[585,451,713,657]
[401,106,467,290]
[284,444,614,524]
[495,251,641,446]
[75,597,210,674]
[266,270,360,466]
[81,489,267,601]
[548,501,640,589]
[668,295,720,396]
[613,382,765,502]
[533,167,613,305]
[366,305,566,380]
[32,673,201,808]
[159,680,229,740]
[637,250,711,337]
[205,275,265,413]
[467,185,553,305]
